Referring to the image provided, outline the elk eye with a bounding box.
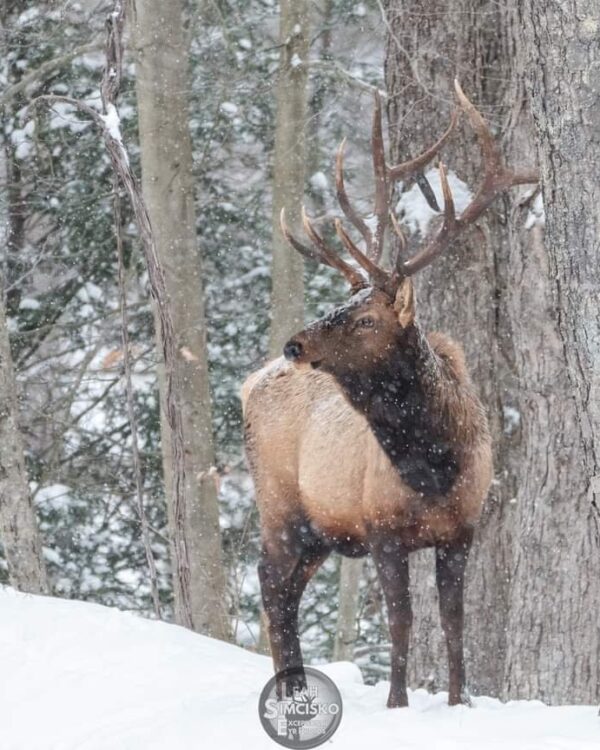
[356,316,375,329]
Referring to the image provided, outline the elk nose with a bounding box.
[284,340,303,361]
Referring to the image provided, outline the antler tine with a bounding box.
[280,208,365,289]
[300,207,366,289]
[280,208,324,265]
[388,110,459,181]
[400,162,456,276]
[453,79,501,179]
[453,79,539,224]
[336,137,373,254]
[335,219,390,288]
[371,91,389,265]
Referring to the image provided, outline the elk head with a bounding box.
[281,80,538,378]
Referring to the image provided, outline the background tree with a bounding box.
[0,279,49,593]
[0,0,172,609]
[513,0,600,703]
[131,0,229,639]
[382,0,599,703]
[268,0,310,355]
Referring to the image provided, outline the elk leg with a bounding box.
[258,540,328,697]
[370,537,411,708]
[435,528,473,706]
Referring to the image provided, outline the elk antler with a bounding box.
[398,80,539,277]
[335,92,458,266]
[281,81,538,294]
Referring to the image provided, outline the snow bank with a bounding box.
[0,587,596,749]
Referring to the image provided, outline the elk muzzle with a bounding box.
[283,331,326,369]
[283,340,303,361]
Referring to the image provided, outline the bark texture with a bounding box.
[0,283,49,594]
[384,0,599,703]
[131,0,229,639]
[268,0,310,357]
[512,0,600,702]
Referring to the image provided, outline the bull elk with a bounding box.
[242,81,537,707]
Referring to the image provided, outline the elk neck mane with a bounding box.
[328,324,487,497]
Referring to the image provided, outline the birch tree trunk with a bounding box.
[0,282,49,594]
[131,0,229,640]
[268,0,310,357]
[383,0,599,703]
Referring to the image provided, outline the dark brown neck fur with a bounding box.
[329,325,478,496]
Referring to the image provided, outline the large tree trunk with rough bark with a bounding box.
[383,0,599,703]
[131,0,229,640]
[510,0,600,703]
[268,0,310,357]
[0,282,49,594]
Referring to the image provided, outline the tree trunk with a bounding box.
[333,558,362,661]
[268,0,310,357]
[384,0,522,698]
[0,280,49,594]
[258,0,311,656]
[131,0,229,640]
[509,0,600,703]
[383,0,598,703]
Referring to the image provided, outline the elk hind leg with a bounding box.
[435,528,474,706]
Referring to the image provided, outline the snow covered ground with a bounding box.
[0,586,597,750]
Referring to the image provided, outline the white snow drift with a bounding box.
[0,586,597,750]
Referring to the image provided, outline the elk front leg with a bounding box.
[370,536,411,708]
[258,539,328,697]
[435,528,473,706]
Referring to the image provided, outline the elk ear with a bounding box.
[393,278,416,328]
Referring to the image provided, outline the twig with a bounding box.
[114,174,162,619]
[306,59,386,97]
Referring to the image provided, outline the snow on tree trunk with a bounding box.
[0,284,49,594]
[384,0,599,703]
[131,0,229,640]
[268,0,310,357]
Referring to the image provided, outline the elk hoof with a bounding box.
[275,668,307,699]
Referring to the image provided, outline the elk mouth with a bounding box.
[310,359,323,370]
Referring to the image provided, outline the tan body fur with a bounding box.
[243,332,492,555]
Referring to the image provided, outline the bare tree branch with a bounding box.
[1,41,102,107]
[113,174,162,619]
